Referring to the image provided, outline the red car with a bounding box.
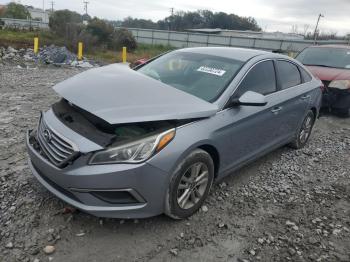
[132,58,149,67]
[296,45,350,116]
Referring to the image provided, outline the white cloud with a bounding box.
[1,0,349,35]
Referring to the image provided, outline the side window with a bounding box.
[276,60,302,89]
[234,61,276,97]
[299,66,312,83]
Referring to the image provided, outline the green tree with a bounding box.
[86,17,114,45]
[86,18,137,51]
[3,3,31,19]
[122,17,158,29]
[157,10,261,31]
[110,28,137,51]
[49,10,82,36]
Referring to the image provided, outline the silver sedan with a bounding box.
[26,47,322,219]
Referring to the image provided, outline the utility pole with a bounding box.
[42,0,45,23]
[50,1,54,12]
[169,7,174,31]
[83,1,89,15]
[313,14,324,44]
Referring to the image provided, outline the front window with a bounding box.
[234,60,276,97]
[137,52,244,102]
[296,47,350,70]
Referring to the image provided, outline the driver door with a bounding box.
[218,60,283,172]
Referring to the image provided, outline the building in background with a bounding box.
[186,28,304,40]
[0,4,6,16]
[25,6,51,23]
[0,4,50,29]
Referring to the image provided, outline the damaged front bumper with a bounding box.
[26,129,170,219]
[322,87,350,113]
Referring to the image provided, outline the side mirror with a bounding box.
[229,91,267,107]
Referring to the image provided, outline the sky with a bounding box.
[1,0,349,35]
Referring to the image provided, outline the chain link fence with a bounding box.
[128,28,350,53]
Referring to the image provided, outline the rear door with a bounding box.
[271,60,312,140]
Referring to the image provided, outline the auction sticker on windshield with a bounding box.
[197,66,226,76]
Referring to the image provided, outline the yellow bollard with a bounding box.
[34,37,39,54]
[78,42,83,60]
[122,46,127,63]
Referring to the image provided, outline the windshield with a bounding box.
[296,47,350,70]
[137,52,244,102]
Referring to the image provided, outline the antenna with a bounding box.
[83,1,89,15]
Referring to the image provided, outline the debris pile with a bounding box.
[0,45,95,68]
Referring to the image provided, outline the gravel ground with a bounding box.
[0,64,349,262]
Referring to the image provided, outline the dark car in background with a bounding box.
[296,45,350,116]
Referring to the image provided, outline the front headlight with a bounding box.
[328,80,350,90]
[89,129,176,165]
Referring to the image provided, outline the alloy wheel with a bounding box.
[299,114,313,144]
[177,162,209,209]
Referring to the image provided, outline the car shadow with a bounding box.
[54,146,289,226]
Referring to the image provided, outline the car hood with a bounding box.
[306,66,350,81]
[53,64,218,124]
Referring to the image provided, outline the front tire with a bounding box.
[289,110,315,149]
[165,149,214,219]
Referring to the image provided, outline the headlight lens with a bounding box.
[328,80,350,90]
[89,129,175,165]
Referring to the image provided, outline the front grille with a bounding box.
[37,116,79,167]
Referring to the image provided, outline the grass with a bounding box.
[0,29,64,48]
[134,43,174,58]
[0,29,174,63]
[86,43,174,64]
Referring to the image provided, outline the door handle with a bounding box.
[301,95,311,100]
[271,107,282,114]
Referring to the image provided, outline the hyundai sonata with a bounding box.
[26,47,322,219]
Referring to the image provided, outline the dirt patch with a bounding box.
[0,65,349,262]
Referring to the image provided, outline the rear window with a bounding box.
[137,52,244,102]
[276,60,301,89]
[299,67,312,82]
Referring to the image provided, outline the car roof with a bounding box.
[308,44,350,50]
[175,47,270,62]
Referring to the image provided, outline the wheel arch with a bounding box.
[198,144,220,179]
[310,106,317,118]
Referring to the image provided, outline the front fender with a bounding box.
[147,120,219,181]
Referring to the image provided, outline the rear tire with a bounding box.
[165,149,214,219]
[289,110,315,149]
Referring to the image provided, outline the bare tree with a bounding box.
[329,30,338,39]
[290,24,299,34]
[303,24,310,37]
